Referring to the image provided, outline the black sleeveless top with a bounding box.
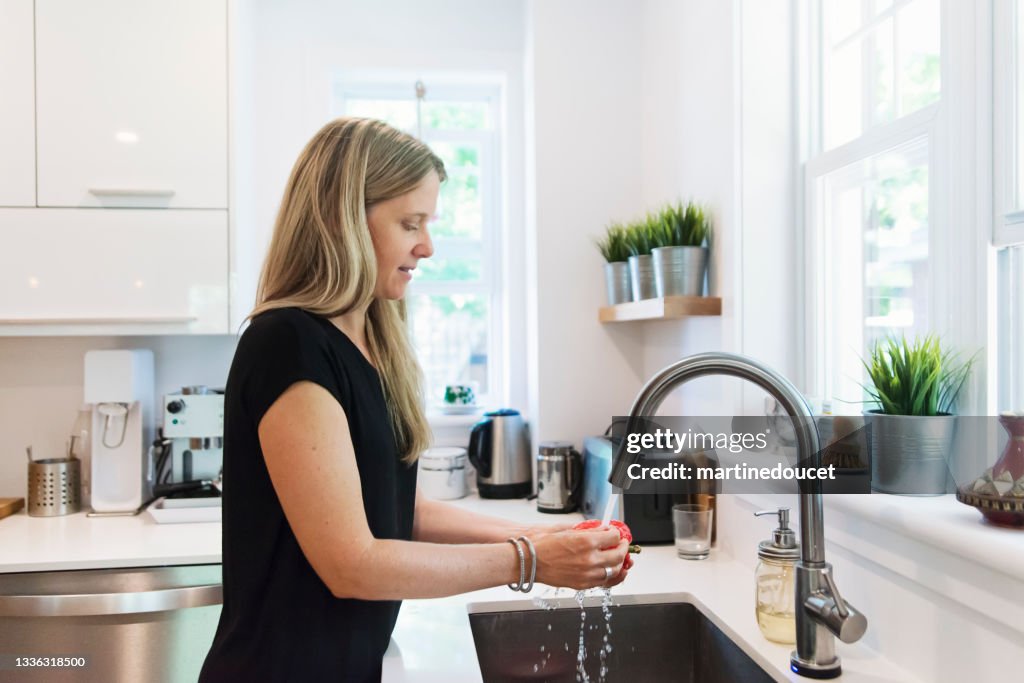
[200,307,418,683]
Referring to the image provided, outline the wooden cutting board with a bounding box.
[0,498,25,520]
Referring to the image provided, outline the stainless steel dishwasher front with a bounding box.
[0,564,222,683]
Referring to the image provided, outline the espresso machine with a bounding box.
[84,349,155,515]
[155,386,224,498]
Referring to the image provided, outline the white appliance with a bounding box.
[84,350,154,515]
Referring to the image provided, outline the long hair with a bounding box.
[250,117,446,463]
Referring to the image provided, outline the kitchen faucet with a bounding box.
[608,352,867,679]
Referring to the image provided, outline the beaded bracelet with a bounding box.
[506,538,525,591]
[516,536,537,593]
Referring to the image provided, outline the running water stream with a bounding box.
[532,496,621,682]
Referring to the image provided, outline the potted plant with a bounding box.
[625,220,658,301]
[651,201,710,297]
[862,335,975,495]
[595,223,632,305]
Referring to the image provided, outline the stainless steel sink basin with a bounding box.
[468,592,782,683]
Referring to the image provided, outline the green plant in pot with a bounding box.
[624,220,657,301]
[595,223,632,306]
[862,335,975,495]
[651,201,711,297]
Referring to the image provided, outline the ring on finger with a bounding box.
[603,566,614,582]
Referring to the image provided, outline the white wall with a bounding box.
[524,0,648,448]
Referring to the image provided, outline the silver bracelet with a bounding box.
[517,536,537,593]
[506,538,525,591]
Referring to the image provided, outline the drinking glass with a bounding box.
[673,503,714,560]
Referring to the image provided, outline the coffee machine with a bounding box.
[156,386,224,497]
[84,350,154,515]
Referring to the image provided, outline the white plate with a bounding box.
[440,404,481,415]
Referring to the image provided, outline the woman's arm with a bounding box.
[259,382,628,601]
[412,490,574,544]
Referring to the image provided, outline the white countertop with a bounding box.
[0,496,921,681]
[0,507,221,573]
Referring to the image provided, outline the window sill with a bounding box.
[426,408,486,430]
[734,491,1024,636]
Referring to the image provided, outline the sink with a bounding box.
[467,592,782,682]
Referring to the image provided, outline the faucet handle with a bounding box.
[803,564,868,644]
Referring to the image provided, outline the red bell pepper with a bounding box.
[572,519,641,571]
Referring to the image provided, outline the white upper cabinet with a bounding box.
[0,209,229,335]
[0,0,36,207]
[35,0,228,209]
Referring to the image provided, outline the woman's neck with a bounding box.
[328,307,374,365]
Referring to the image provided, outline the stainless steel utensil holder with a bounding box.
[28,458,82,516]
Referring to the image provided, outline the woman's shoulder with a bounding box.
[237,307,331,358]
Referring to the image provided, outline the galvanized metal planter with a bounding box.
[628,254,657,301]
[652,246,707,297]
[603,261,632,305]
[866,410,956,496]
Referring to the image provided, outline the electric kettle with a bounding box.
[467,409,532,498]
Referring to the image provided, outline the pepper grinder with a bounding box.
[753,507,800,644]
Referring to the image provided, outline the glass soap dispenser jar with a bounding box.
[754,507,799,644]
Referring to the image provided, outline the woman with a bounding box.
[199,118,629,682]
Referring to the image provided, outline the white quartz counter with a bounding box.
[0,508,220,573]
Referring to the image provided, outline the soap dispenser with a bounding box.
[753,507,799,644]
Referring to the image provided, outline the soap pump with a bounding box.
[753,507,800,644]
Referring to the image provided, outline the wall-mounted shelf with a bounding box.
[598,296,722,323]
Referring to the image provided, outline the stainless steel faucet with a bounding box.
[608,352,868,679]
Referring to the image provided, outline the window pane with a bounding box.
[423,101,490,130]
[826,39,864,148]
[408,293,490,403]
[998,247,1024,410]
[1018,0,1024,208]
[870,19,895,125]
[823,139,930,409]
[415,254,482,283]
[430,141,480,171]
[343,98,417,131]
[896,0,941,115]
[825,0,863,44]
[432,168,482,240]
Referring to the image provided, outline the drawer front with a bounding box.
[0,209,229,335]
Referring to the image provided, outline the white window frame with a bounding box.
[332,75,507,408]
[800,0,993,415]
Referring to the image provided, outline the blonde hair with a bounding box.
[251,117,446,463]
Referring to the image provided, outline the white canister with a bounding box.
[419,447,468,500]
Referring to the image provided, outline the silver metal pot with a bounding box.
[652,246,707,297]
[603,261,631,305]
[866,411,956,495]
[627,254,656,301]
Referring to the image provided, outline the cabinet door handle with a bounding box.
[0,316,197,325]
[0,584,222,617]
[88,188,176,198]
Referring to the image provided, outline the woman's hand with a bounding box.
[529,528,631,590]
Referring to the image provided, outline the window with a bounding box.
[333,77,504,408]
[995,1,1024,410]
[804,0,941,412]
